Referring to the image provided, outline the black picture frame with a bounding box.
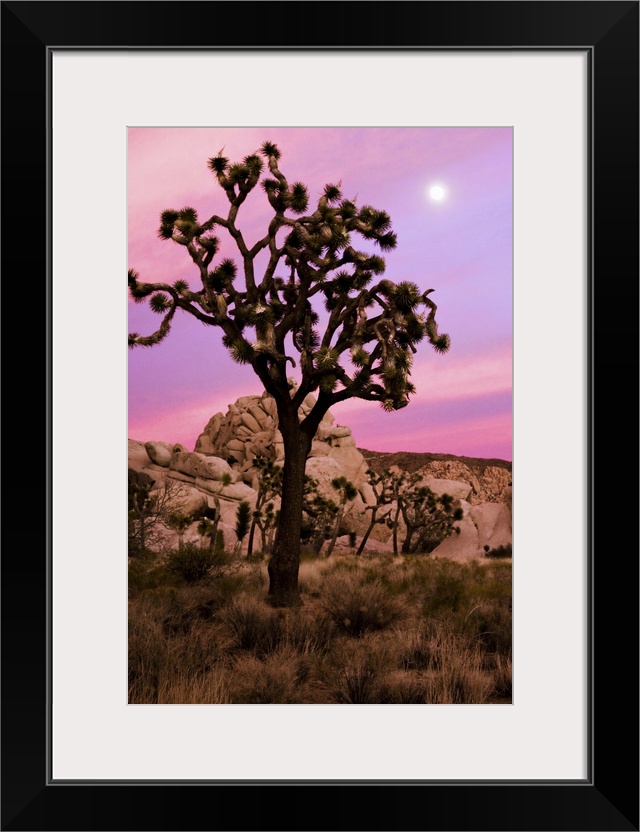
[2,2,638,830]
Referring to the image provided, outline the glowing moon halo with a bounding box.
[429,184,446,201]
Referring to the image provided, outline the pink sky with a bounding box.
[128,127,512,460]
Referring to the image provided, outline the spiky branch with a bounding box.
[129,141,450,424]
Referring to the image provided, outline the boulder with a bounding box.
[420,476,472,502]
[431,516,480,561]
[470,503,512,552]
[193,434,215,455]
[328,425,352,439]
[248,404,272,429]
[128,439,151,472]
[144,441,174,467]
[170,451,237,482]
[305,457,344,498]
[166,470,196,485]
[241,411,262,434]
[309,441,330,458]
[328,445,368,489]
[219,482,258,503]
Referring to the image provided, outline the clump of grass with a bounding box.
[491,655,513,701]
[220,595,280,655]
[165,543,238,584]
[279,607,336,654]
[128,554,178,596]
[394,623,446,671]
[421,639,495,704]
[460,599,512,658]
[128,598,167,703]
[379,670,427,704]
[297,559,327,597]
[318,636,395,703]
[320,572,405,635]
[220,594,335,655]
[228,648,306,703]
[155,668,231,704]
[128,591,232,703]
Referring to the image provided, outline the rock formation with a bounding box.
[129,390,512,559]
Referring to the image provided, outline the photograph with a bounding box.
[2,0,637,828]
[127,127,513,705]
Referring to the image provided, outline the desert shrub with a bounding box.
[166,543,234,584]
[378,670,427,704]
[394,624,447,671]
[128,591,232,703]
[220,594,335,656]
[128,598,167,703]
[460,599,512,658]
[228,649,306,703]
[279,607,336,654]
[297,559,326,597]
[128,554,177,595]
[319,637,395,703]
[491,655,512,700]
[420,637,495,704]
[485,543,512,559]
[320,572,405,636]
[220,595,279,654]
[154,668,231,704]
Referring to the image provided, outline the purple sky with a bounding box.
[128,127,512,460]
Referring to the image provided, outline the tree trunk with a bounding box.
[402,526,415,555]
[267,415,311,607]
[246,518,257,558]
[356,508,378,557]
[325,504,345,558]
[392,501,402,556]
[208,499,221,550]
[246,491,264,558]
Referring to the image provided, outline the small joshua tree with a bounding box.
[128,472,195,557]
[129,141,450,605]
[325,477,358,557]
[246,454,283,558]
[300,476,339,555]
[234,500,252,555]
[165,511,192,551]
[399,475,463,554]
[356,469,395,557]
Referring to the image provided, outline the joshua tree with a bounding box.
[165,511,192,551]
[191,496,222,550]
[246,455,282,558]
[129,141,450,605]
[325,476,358,557]
[196,517,214,549]
[234,500,252,555]
[355,469,395,557]
[300,476,339,555]
[398,475,463,554]
[128,472,196,557]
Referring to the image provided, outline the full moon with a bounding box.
[429,184,446,201]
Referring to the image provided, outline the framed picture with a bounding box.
[3,1,637,830]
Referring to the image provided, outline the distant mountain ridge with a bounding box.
[358,449,512,507]
[358,449,512,477]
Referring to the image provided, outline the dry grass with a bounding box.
[129,551,511,704]
[319,572,405,636]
